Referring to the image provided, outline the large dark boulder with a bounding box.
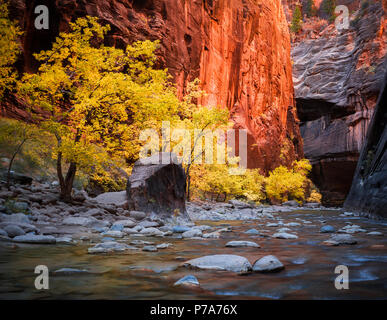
[1,170,33,185]
[126,153,187,219]
[344,66,387,218]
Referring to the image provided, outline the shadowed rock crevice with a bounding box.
[344,67,387,218]
[292,1,386,205]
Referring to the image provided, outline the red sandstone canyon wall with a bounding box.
[3,0,303,172]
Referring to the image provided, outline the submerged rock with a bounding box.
[13,234,56,244]
[142,245,158,252]
[88,241,137,254]
[130,240,154,245]
[320,225,336,233]
[101,237,116,242]
[367,231,383,236]
[183,254,252,273]
[53,268,88,275]
[56,237,73,245]
[338,225,367,234]
[174,275,200,287]
[252,255,284,272]
[156,243,172,249]
[225,241,260,248]
[284,222,301,227]
[244,228,260,235]
[272,232,298,239]
[202,231,220,239]
[266,223,279,227]
[182,229,202,238]
[172,226,191,233]
[323,234,357,246]
[193,225,212,231]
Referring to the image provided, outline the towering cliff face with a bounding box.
[344,67,387,218]
[4,0,303,172]
[290,1,387,205]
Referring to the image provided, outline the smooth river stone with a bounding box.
[252,255,284,272]
[13,234,56,244]
[53,268,88,275]
[272,232,298,239]
[323,234,357,246]
[174,275,200,287]
[244,228,260,235]
[88,241,138,254]
[320,225,335,233]
[183,254,252,273]
[225,241,260,248]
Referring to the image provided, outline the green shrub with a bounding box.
[265,159,312,203]
[322,0,337,23]
[291,6,303,33]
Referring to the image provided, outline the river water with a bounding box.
[0,209,386,299]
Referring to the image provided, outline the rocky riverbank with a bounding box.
[0,181,384,255]
[0,181,338,248]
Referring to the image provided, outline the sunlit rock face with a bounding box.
[290,1,387,205]
[193,0,303,171]
[5,0,303,172]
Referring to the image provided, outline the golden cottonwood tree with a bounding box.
[18,16,185,201]
[0,1,22,98]
[179,105,230,200]
[190,163,266,202]
[0,118,51,188]
[265,159,312,203]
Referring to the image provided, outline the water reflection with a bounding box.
[0,210,386,299]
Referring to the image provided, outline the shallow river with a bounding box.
[0,210,386,299]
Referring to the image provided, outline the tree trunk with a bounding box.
[7,138,27,189]
[59,162,77,202]
[187,173,191,202]
[185,164,192,202]
[56,133,80,203]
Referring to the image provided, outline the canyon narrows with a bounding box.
[289,0,386,206]
[0,0,387,302]
[3,1,386,208]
